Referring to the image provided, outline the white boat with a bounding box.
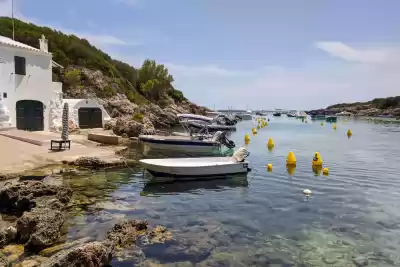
[177,113,237,132]
[139,131,235,153]
[236,110,252,120]
[140,147,250,180]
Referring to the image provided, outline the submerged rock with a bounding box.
[147,225,172,244]
[39,237,92,257]
[43,241,115,267]
[17,208,66,250]
[0,181,72,214]
[106,220,148,247]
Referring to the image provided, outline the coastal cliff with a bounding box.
[326,96,400,117]
[308,96,400,117]
[0,17,207,136]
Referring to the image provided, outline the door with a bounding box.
[78,108,102,129]
[16,100,44,131]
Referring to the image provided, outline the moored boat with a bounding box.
[139,131,235,153]
[140,147,250,181]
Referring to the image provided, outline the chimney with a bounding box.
[39,34,48,52]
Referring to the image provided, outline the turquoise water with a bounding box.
[64,117,400,266]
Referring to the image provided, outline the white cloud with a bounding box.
[165,63,250,77]
[315,42,389,64]
[168,43,400,110]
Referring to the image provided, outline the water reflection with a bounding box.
[141,175,248,195]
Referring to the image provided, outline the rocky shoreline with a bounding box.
[0,180,171,267]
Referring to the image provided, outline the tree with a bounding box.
[136,60,174,101]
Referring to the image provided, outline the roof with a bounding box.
[0,35,50,55]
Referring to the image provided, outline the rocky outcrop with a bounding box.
[43,241,115,267]
[0,181,72,214]
[0,182,72,251]
[17,208,66,250]
[65,156,135,169]
[112,117,144,137]
[0,227,17,248]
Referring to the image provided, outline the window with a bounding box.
[3,92,7,99]
[14,56,26,75]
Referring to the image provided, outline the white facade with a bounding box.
[50,99,111,130]
[0,35,62,131]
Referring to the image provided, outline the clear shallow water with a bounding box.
[64,117,400,266]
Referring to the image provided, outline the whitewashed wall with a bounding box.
[0,44,53,130]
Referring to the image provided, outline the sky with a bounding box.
[1,0,400,110]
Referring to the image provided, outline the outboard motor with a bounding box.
[212,131,236,149]
[231,147,250,162]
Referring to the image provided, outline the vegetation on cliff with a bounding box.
[327,96,400,117]
[0,17,188,106]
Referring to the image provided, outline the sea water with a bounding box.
[64,116,400,266]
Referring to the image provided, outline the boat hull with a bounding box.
[139,135,221,153]
[140,157,249,181]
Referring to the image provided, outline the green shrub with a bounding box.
[132,113,144,122]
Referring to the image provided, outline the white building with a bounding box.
[0,34,62,131]
[0,34,110,131]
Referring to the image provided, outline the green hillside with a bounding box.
[0,17,187,106]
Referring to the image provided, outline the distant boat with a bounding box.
[335,111,353,116]
[286,112,296,117]
[325,116,337,123]
[273,112,282,117]
[236,110,252,120]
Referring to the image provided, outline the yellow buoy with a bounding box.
[333,124,337,130]
[267,164,272,172]
[257,125,261,130]
[244,134,250,142]
[320,122,324,126]
[287,165,296,175]
[286,151,297,166]
[267,138,274,149]
[312,152,323,166]
[303,189,312,195]
[312,165,322,176]
[347,129,352,137]
[323,167,329,175]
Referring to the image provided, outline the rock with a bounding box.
[106,220,148,247]
[39,237,92,257]
[17,208,66,250]
[68,157,107,168]
[147,225,172,244]
[353,256,369,266]
[0,181,72,214]
[142,116,156,135]
[0,244,24,263]
[43,241,115,267]
[0,227,17,248]
[0,252,9,267]
[103,119,116,130]
[112,117,144,137]
[14,256,47,267]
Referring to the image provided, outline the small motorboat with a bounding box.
[325,116,337,123]
[139,131,235,153]
[236,110,253,120]
[286,112,297,117]
[273,112,282,117]
[140,147,250,181]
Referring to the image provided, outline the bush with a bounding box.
[64,69,81,86]
[132,113,144,122]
